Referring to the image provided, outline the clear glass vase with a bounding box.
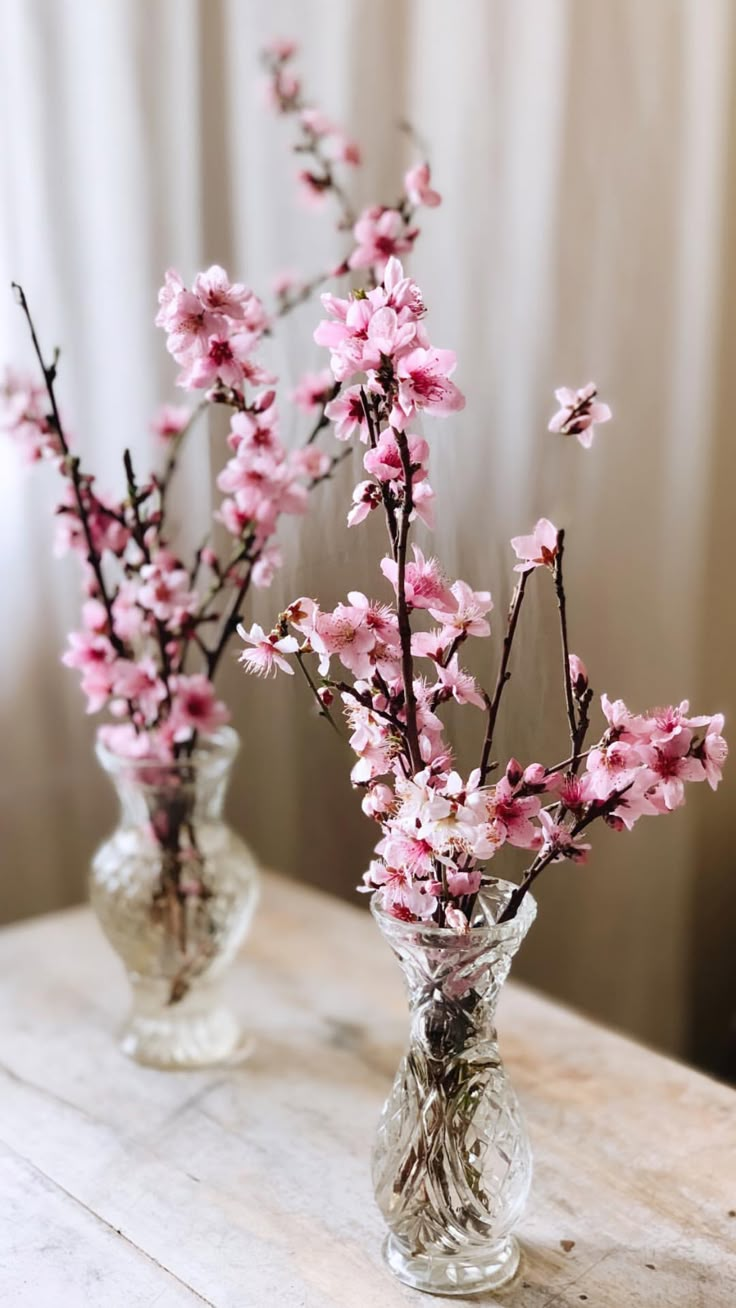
[91,726,260,1069]
[371,881,537,1297]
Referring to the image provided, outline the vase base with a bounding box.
[120,1003,250,1070]
[383,1233,520,1297]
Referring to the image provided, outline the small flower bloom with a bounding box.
[324,386,368,442]
[169,674,230,741]
[404,162,442,208]
[510,518,559,572]
[569,654,589,696]
[291,369,335,414]
[348,207,417,277]
[150,404,190,442]
[548,383,612,448]
[237,623,298,677]
[381,546,457,613]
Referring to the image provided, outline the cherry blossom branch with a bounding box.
[498,786,632,924]
[395,429,422,773]
[306,382,340,444]
[295,651,343,736]
[553,529,593,774]
[206,555,257,679]
[12,282,126,656]
[308,445,353,489]
[158,400,208,508]
[479,571,529,783]
[361,387,398,554]
[123,448,173,704]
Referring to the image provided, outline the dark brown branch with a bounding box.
[12,282,125,655]
[395,430,422,773]
[479,571,529,783]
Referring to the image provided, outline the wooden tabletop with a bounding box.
[1,871,734,1307]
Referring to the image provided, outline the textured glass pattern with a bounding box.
[91,727,259,1068]
[372,883,536,1296]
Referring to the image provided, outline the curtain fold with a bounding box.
[1,0,733,1071]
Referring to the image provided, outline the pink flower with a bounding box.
[586,739,644,801]
[381,546,457,613]
[569,654,589,695]
[638,731,705,810]
[291,369,335,414]
[487,777,543,850]
[548,383,612,448]
[324,386,367,442]
[263,36,298,62]
[348,207,417,277]
[311,603,376,677]
[137,554,197,624]
[237,623,298,676]
[538,810,591,863]
[289,446,330,480]
[180,331,269,391]
[363,430,429,484]
[192,265,254,321]
[272,269,300,298]
[431,580,493,640]
[296,169,331,210]
[404,162,442,208]
[510,518,559,572]
[701,715,728,790]
[347,480,381,527]
[251,545,283,589]
[150,404,190,442]
[436,656,485,709]
[169,674,230,741]
[394,348,465,426]
[111,658,167,721]
[445,906,470,933]
[446,868,482,897]
[0,368,62,462]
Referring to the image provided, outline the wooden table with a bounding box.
[1,872,734,1307]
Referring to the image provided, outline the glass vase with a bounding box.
[91,726,259,1069]
[371,881,536,1297]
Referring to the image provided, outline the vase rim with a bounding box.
[370,877,537,942]
[95,724,240,776]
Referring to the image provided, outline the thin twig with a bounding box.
[395,430,422,773]
[295,651,343,736]
[479,571,529,783]
[12,282,125,655]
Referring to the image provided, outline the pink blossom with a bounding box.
[411,481,436,528]
[404,162,442,208]
[348,207,417,277]
[296,169,331,210]
[289,446,331,480]
[311,603,376,677]
[569,654,589,695]
[150,404,190,442]
[272,269,300,298]
[111,658,167,721]
[291,369,335,414]
[251,546,283,589]
[548,383,612,448]
[487,777,543,850]
[137,554,197,624]
[638,731,705,811]
[324,386,367,442]
[394,348,465,426]
[381,546,457,613]
[538,810,591,863]
[180,331,270,391]
[446,868,482,897]
[411,629,452,662]
[263,36,298,62]
[363,430,428,483]
[347,480,381,527]
[0,367,62,462]
[361,783,395,819]
[365,862,438,922]
[435,656,485,709]
[431,580,492,640]
[586,739,644,801]
[237,623,298,676]
[97,722,175,763]
[510,518,559,572]
[701,715,728,790]
[193,265,254,320]
[169,674,230,741]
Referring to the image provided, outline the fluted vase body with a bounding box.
[372,882,536,1296]
[91,727,259,1068]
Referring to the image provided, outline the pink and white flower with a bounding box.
[510,518,559,572]
[237,623,298,677]
[548,383,612,448]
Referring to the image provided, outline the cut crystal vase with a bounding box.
[371,882,536,1297]
[91,726,259,1069]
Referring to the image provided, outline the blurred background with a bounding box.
[1,0,734,1078]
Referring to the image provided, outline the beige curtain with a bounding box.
[1,0,734,1071]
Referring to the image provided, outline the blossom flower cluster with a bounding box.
[262,37,443,293]
[3,259,338,767]
[239,257,726,931]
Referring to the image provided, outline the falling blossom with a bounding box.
[548,383,612,448]
[404,162,442,209]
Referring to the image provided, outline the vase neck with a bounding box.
[96,730,239,831]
